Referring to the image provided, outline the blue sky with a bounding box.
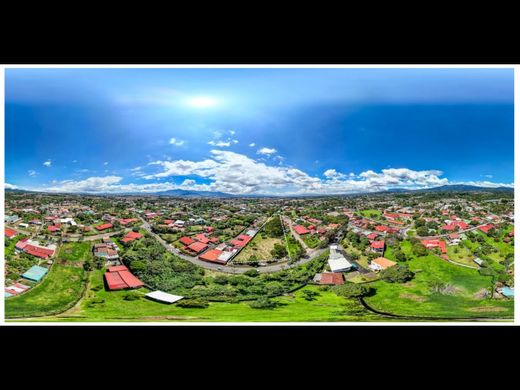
[4,67,514,195]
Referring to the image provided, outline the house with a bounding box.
[119,218,138,225]
[122,231,143,243]
[294,225,310,235]
[369,257,397,272]
[328,245,352,272]
[19,223,29,228]
[5,215,21,224]
[198,248,235,264]
[314,272,344,285]
[447,233,461,245]
[5,227,18,239]
[179,236,195,246]
[48,224,61,233]
[16,239,56,259]
[93,242,119,260]
[442,221,469,231]
[366,232,379,240]
[473,257,484,266]
[370,240,385,253]
[95,223,113,231]
[194,233,210,244]
[22,265,49,282]
[104,265,144,290]
[230,234,253,248]
[186,241,208,255]
[479,224,495,234]
[421,239,447,254]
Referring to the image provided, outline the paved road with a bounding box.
[138,216,327,274]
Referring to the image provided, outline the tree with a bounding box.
[249,297,277,309]
[177,299,209,308]
[412,242,428,257]
[332,282,371,298]
[395,250,407,262]
[301,289,320,301]
[244,269,259,277]
[416,226,430,237]
[270,243,288,259]
[380,265,414,283]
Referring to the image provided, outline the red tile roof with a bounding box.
[294,225,310,235]
[179,236,195,246]
[96,223,113,231]
[421,239,447,254]
[48,225,61,232]
[479,224,495,234]
[104,266,144,290]
[319,273,344,285]
[371,240,385,249]
[5,227,18,238]
[122,231,143,243]
[198,249,225,263]
[366,233,378,240]
[104,272,128,290]
[195,233,210,244]
[187,241,208,253]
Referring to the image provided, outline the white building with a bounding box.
[328,245,352,272]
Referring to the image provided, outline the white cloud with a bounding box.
[324,169,346,180]
[5,183,18,189]
[169,137,185,146]
[451,180,514,188]
[181,179,196,186]
[103,162,109,166]
[257,147,277,155]
[229,130,235,135]
[28,170,38,177]
[208,140,231,147]
[249,143,256,147]
[482,174,493,179]
[43,160,52,167]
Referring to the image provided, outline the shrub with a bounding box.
[123,291,141,301]
[249,297,277,309]
[244,269,259,277]
[380,265,414,283]
[301,289,320,301]
[332,283,371,298]
[177,299,209,308]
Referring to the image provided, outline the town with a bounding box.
[4,188,514,322]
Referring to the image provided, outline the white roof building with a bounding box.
[145,291,184,304]
[328,245,352,272]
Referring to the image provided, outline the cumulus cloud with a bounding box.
[208,140,231,147]
[257,147,277,155]
[5,183,18,189]
[169,137,185,146]
[249,143,256,147]
[43,160,52,167]
[324,169,346,180]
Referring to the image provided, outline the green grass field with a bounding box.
[5,264,87,318]
[5,235,26,257]
[358,209,382,218]
[447,244,477,267]
[20,272,382,322]
[364,254,513,319]
[57,241,92,262]
[303,234,321,248]
[234,234,283,262]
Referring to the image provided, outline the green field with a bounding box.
[4,235,26,257]
[447,244,478,267]
[364,254,513,319]
[234,234,283,262]
[57,241,92,262]
[358,209,382,218]
[21,271,382,322]
[5,264,87,318]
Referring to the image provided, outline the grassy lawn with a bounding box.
[57,241,92,262]
[5,264,87,318]
[364,254,513,319]
[447,244,477,267]
[358,209,382,218]
[5,235,27,257]
[234,234,284,262]
[343,242,370,269]
[285,234,303,260]
[23,273,383,322]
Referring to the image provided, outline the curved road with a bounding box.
[138,216,327,274]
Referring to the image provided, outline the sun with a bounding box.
[185,96,218,108]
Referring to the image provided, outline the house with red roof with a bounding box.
[48,224,61,233]
[186,241,208,255]
[294,225,310,235]
[366,232,379,240]
[194,233,210,244]
[5,227,18,239]
[119,218,138,225]
[314,272,344,285]
[479,224,495,234]
[104,265,144,290]
[421,239,447,254]
[442,221,469,231]
[122,231,143,243]
[370,240,385,253]
[179,236,195,246]
[95,223,113,231]
[230,234,253,248]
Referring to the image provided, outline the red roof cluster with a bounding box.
[48,225,61,232]
[119,218,138,225]
[24,245,55,259]
[104,265,144,290]
[366,232,378,240]
[375,225,396,233]
[122,231,143,243]
[96,223,113,231]
[187,241,208,254]
[195,233,210,244]
[294,225,310,235]
[442,221,469,231]
[199,249,226,264]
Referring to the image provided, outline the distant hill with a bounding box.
[420,184,514,193]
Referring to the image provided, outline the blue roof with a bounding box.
[5,291,13,298]
[501,287,514,298]
[22,265,49,282]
